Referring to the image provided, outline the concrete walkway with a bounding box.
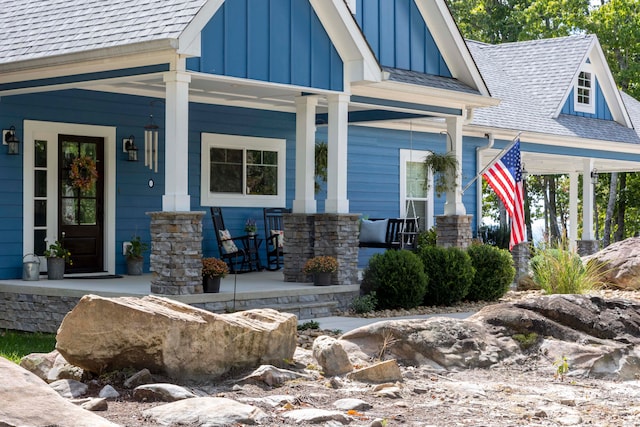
[307,311,475,333]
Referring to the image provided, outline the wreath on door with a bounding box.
[69,155,98,192]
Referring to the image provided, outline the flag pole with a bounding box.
[461,132,522,194]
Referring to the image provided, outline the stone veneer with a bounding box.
[147,211,205,295]
[511,241,531,285]
[436,215,473,249]
[577,239,600,256]
[283,213,360,286]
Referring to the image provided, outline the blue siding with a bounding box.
[354,0,452,77]
[561,78,613,120]
[189,0,344,92]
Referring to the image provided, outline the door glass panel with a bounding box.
[35,170,47,197]
[79,199,97,225]
[34,230,47,256]
[34,200,47,227]
[61,180,76,197]
[35,140,47,168]
[61,198,77,225]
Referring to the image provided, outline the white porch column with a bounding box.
[444,116,466,215]
[325,94,350,213]
[162,71,191,212]
[569,171,579,250]
[582,159,595,240]
[293,96,318,214]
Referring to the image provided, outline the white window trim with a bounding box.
[574,64,596,114]
[400,149,434,229]
[200,133,286,207]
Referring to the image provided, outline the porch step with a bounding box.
[270,300,340,320]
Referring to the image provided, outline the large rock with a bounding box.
[312,335,352,376]
[584,237,640,289]
[339,294,640,380]
[0,356,118,427]
[56,294,297,380]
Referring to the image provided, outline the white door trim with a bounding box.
[23,120,116,274]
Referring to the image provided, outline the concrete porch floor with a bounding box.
[0,271,361,332]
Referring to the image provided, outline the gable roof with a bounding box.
[468,34,638,143]
[0,0,211,66]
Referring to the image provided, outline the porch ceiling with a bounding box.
[480,148,640,175]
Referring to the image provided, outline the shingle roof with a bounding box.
[0,0,208,64]
[382,66,481,95]
[468,35,640,144]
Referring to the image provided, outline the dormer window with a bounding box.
[574,66,595,114]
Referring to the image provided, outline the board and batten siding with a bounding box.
[187,0,343,92]
[561,78,613,120]
[353,0,451,77]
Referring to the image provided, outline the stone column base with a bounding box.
[148,211,205,295]
[436,215,473,249]
[577,240,600,256]
[511,241,531,288]
[283,214,315,283]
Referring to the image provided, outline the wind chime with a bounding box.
[144,103,160,174]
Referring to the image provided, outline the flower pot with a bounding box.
[203,276,221,293]
[126,257,144,276]
[47,257,65,280]
[313,272,332,286]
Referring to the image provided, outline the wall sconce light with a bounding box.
[3,126,20,155]
[123,135,138,162]
[590,168,599,185]
[144,113,159,173]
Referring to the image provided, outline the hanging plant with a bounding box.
[69,155,98,192]
[423,152,458,197]
[314,141,328,194]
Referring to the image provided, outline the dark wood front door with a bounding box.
[58,135,104,273]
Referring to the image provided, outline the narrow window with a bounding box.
[574,67,595,114]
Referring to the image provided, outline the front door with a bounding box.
[58,135,104,273]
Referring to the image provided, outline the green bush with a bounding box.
[466,244,515,301]
[419,246,474,306]
[530,247,602,294]
[361,250,427,310]
[350,292,378,314]
[417,227,437,249]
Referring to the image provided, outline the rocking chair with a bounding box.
[263,207,291,270]
[210,207,250,273]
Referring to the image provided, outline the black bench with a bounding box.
[358,218,419,250]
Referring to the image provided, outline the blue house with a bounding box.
[1,0,640,290]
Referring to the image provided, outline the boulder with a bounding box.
[584,237,640,289]
[56,294,297,380]
[142,396,267,426]
[347,359,402,383]
[312,335,352,376]
[339,294,640,380]
[0,356,118,427]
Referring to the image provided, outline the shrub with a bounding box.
[350,292,378,314]
[466,244,515,301]
[530,247,603,294]
[361,250,427,310]
[416,227,437,249]
[419,246,474,306]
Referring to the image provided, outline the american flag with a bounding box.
[482,139,525,249]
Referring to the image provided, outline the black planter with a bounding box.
[313,272,332,286]
[203,276,221,293]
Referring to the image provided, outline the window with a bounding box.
[574,66,595,114]
[400,149,433,232]
[201,133,286,207]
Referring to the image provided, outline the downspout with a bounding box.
[476,132,494,235]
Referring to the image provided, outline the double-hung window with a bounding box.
[201,133,286,207]
[400,149,433,232]
[574,65,595,114]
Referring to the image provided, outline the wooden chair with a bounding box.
[210,207,249,273]
[263,207,291,270]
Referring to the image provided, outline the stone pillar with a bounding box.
[511,241,530,287]
[314,214,360,286]
[577,240,600,256]
[283,214,315,282]
[436,215,473,249]
[148,211,205,295]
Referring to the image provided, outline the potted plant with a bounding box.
[302,255,338,286]
[43,239,72,280]
[244,218,258,236]
[125,235,149,276]
[202,257,229,293]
